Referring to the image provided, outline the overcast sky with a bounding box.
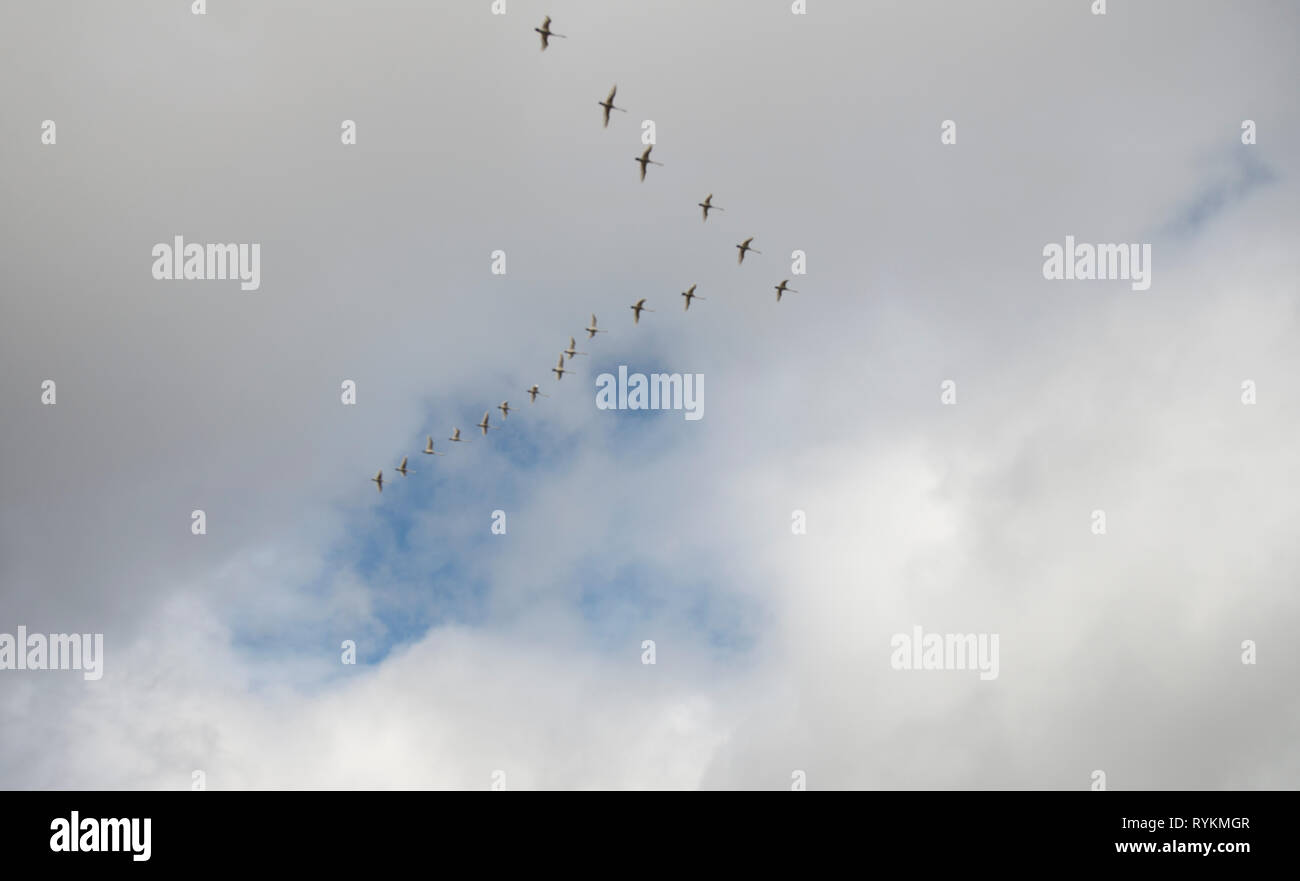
[1,0,1297,789]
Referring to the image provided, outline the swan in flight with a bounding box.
[585,313,607,339]
[564,336,588,359]
[635,145,663,182]
[698,194,723,222]
[736,237,760,264]
[598,85,626,127]
[774,279,799,301]
[498,401,512,419]
[477,411,499,435]
[682,284,705,311]
[422,436,445,455]
[371,470,383,493]
[630,298,654,324]
[449,427,470,443]
[527,384,549,403]
[395,456,412,476]
[552,355,569,380]
[535,16,566,50]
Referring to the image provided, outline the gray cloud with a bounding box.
[1,0,1297,789]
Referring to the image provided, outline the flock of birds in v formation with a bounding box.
[370,16,799,494]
